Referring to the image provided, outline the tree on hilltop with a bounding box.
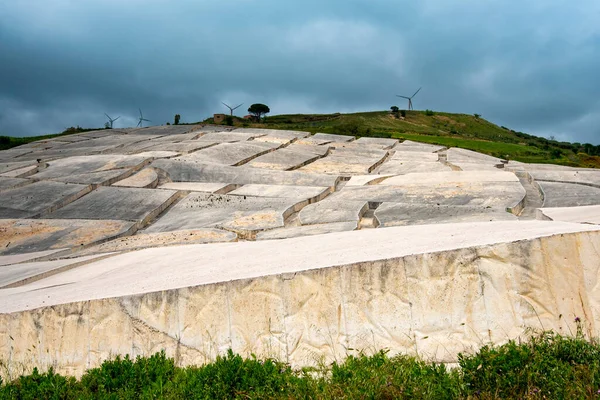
[248,104,270,122]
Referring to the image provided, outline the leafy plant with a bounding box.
[174,114,181,125]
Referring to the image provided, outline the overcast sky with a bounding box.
[1,0,599,144]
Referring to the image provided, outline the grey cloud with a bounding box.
[0,0,598,144]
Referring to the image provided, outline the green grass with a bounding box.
[2,329,600,399]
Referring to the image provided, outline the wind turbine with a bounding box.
[221,102,243,116]
[104,113,120,128]
[137,108,151,127]
[396,87,422,111]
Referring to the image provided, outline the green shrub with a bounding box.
[425,109,435,116]
[2,329,600,399]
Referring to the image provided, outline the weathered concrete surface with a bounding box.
[112,168,159,188]
[380,171,519,185]
[195,131,264,143]
[0,254,110,289]
[299,153,387,175]
[256,221,358,240]
[299,199,368,225]
[44,169,134,186]
[354,137,398,149]
[378,160,451,175]
[145,193,300,236]
[0,164,39,178]
[447,147,504,164]
[537,205,600,225]
[75,228,238,256]
[247,148,321,170]
[396,140,444,152]
[391,151,439,161]
[47,187,179,224]
[178,142,280,166]
[0,177,31,192]
[529,170,600,188]
[228,184,330,203]
[375,203,517,226]
[330,182,524,209]
[312,133,355,142]
[538,181,600,207]
[151,160,340,188]
[0,221,598,378]
[286,143,331,156]
[0,219,135,255]
[0,181,91,218]
[0,250,67,267]
[31,155,150,181]
[249,129,310,145]
[157,182,237,194]
[345,175,395,186]
[143,141,215,154]
[0,161,39,175]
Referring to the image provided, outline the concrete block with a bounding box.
[112,168,159,188]
[146,193,300,236]
[538,181,600,207]
[229,184,330,203]
[151,160,340,188]
[0,218,136,255]
[537,205,600,225]
[256,222,358,240]
[48,187,179,223]
[0,181,91,219]
[312,133,355,142]
[157,182,236,194]
[178,142,279,166]
[247,148,321,170]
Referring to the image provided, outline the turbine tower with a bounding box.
[137,108,151,127]
[396,87,422,111]
[221,102,243,116]
[104,113,120,128]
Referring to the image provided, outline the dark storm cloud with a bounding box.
[1,0,599,144]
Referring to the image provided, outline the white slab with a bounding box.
[0,221,598,313]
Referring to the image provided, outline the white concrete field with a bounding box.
[1,125,599,377]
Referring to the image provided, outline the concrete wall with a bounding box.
[1,230,599,378]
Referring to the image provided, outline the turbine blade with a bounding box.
[139,108,143,118]
[412,87,422,98]
[114,116,120,121]
[222,102,231,109]
[232,103,243,110]
[105,113,111,119]
[396,95,410,99]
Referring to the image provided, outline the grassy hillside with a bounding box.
[0,126,98,151]
[215,110,600,168]
[3,112,599,168]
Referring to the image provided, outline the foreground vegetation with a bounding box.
[2,330,600,399]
